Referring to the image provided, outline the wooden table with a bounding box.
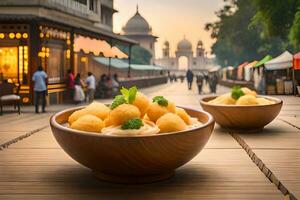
[0,83,299,200]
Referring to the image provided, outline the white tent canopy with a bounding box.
[209,65,221,72]
[265,51,293,70]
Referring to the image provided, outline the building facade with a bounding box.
[0,0,135,104]
[155,37,215,73]
[122,6,158,64]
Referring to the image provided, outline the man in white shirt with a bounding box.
[86,72,96,103]
[32,66,48,113]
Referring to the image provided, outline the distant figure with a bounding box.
[74,73,85,103]
[186,69,194,90]
[112,73,120,94]
[196,74,204,94]
[32,66,48,113]
[209,74,218,93]
[66,69,75,102]
[86,72,96,103]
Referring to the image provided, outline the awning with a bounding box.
[226,66,234,70]
[244,61,258,81]
[208,66,221,72]
[74,35,128,58]
[93,57,162,71]
[254,55,273,68]
[265,51,293,70]
[293,52,300,70]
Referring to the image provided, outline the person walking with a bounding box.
[186,69,194,90]
[66,69,75,102]
[86,72,96,103]
[196,74,204,94]
[32,66,48,113]
[73,73,85,104]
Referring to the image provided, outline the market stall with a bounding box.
[293,52,300,95]
[265,51,293,95]
[253,55,272,94]
[244,61,258,82]
[237,62,248,80]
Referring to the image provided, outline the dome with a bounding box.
[123,7,151,35]
[177,38,192,51]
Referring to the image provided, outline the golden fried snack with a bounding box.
[156,113,187,133]
[70,114,104,132]
[68,109,88,125]
[175,107,190,124]
[256,98,274,105]
[236,94,258,105]
[241,87,257,97]
[146,102,169,122]
[133,92,150,116]
[85,102,110,120]
[103,116,114,127]
[167,101,176,113]
[109,104,141,126]
[208,93,236,105]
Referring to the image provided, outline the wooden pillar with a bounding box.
[29,21,40,104]
[127,44,132,78]
[70,29,75,72]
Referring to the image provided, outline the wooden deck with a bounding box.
[0,82,299,200]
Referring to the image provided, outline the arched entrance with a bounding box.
[178,56,188,71]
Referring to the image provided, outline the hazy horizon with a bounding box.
[113,0,225,59]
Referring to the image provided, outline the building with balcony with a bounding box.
[0,0,136,104]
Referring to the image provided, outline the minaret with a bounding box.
[162,40,170,58]
[196,40,204,57]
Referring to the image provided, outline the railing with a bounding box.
[0,0,100,22]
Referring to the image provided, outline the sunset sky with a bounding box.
[113,0,225,58]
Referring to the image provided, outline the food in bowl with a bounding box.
[67,86,203,135]
[208,86,275,106]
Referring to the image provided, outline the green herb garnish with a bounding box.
[121,118,144,130]
[120,86,138,104]
[231,86,245,100]
[111,95,127,109]
[152,96,168,107]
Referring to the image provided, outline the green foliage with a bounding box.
[231,86,245,100]
[120,86,138,104]
[206,0,298,66]
[121,118,144,130]
[111,95,126,109]
[152,96,168,107]
[289,9,300,49]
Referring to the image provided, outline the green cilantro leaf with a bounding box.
[120,86,137,104]
[152,96,168,107]
[111,95,126,109]
[231,86,245,100]
[121,118,144,130]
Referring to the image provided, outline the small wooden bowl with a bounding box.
[200,96,282,131]
[50,106,215,183]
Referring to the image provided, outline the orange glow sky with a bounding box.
[113,0,225,58]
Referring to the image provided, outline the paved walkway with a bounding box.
[0,82,300,199]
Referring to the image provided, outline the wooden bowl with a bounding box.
[50,106,215,183]
[200,96,282,131]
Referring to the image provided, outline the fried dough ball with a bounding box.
[133,92,150,116]
[68,102,110,125]
[156,113,187,133]
[208,93,236,105]
[256,98,274,105]
[175,107,190,124]
[70,114,104,133]
[68,109,88,125]
[109,104,141,126]
[241,87,257,97]
[167,101,176,113]
[146,102,169,122]
[103,116,114,127]
[236,94,258,105]
[85,102,110,120]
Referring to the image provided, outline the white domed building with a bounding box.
[155,37,214,72]
[122,6,158,64]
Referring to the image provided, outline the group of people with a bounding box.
[66,70,96,104]
[96,73,120,98]
[186,69,219,94]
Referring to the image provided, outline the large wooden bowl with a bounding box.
[200,96,282,131]
[50,106,215,183]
